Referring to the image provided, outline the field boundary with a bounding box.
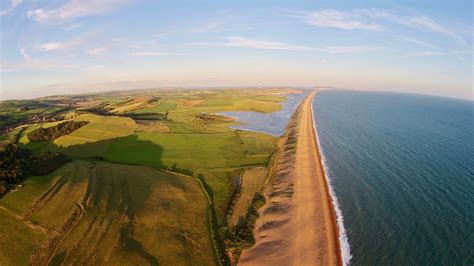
[162,169,229,266]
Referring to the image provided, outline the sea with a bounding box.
[313,90,474,265]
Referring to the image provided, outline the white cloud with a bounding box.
[289,8,465,43]
[0,59,75,73]
[64,23,83,31]
[0,0,22,16]
[38,42,69,51]
[191,36,312,50]
[291,9,382,30]
[190,21,227,33]
[86,47,108,56]
[20,48,31,61]
[190,36,379,54]
[27,0,131,23]
[36,29,100,52]
[358,9,464,43]
[226,36,313,50]
[155,33,168,38]
[412,51,446,57]
[401,38,440,49]
[408,50,470,57]
[130,52,179,56]
[320,46,380,54]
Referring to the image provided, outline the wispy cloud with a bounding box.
[190,21,227,33]
[412,51,446,57]
[190,36,379,54]
[321,46,380,54]
[407,50,470,57]
[287,9,382,31]
[20,48,31,61]
[288,8,465,44]
[27,0,131,23]
[0,59,75,73]
[191,36,312,50]
[64,23,83,31]
[85,47,108,56]
[400,38,440,49]
[36,29,100,52]
[357,9,465,43]
[0,0,22,16]
[225,36,312,50]
[38,42,70,51]
[130,51,179,56]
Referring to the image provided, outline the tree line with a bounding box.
[0,143,70,196]
[27,121,88,141]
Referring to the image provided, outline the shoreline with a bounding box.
[310,92,347,265]
[305,91,342,265]
[239,91,341,265]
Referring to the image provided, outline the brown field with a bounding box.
[183,99,205,107]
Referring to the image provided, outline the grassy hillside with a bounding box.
[0,161,216,265]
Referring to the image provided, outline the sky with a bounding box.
[0,0,472,100]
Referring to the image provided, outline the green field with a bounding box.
[104,132,271,169]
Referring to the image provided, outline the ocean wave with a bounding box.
[311,101,352,266]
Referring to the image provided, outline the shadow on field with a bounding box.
[48,135,164,168]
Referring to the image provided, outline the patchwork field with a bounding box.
[0,161,216,265]
[0,88,302,264]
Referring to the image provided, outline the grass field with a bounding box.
[0,160,216,265]
[194,168,242,223]
[104,132,272,170]
[131,99,177,114]
[40,114,136,157]
[229,167,267,227]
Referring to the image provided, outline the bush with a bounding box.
[223,192,267,254]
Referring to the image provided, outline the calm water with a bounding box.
[313,90,474,265]
[219,91,307,136]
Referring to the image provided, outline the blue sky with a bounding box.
[0,0,472,100]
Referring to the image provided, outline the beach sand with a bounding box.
[239,91,341,265]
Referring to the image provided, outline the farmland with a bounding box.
[0,88,303,264]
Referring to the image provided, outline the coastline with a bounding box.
[239,91,341,265]
[310,92,349,265]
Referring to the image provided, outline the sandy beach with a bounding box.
[239,91,341,265]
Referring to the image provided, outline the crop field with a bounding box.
[0,161,216,265]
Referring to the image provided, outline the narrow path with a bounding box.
[239,91,341,265]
